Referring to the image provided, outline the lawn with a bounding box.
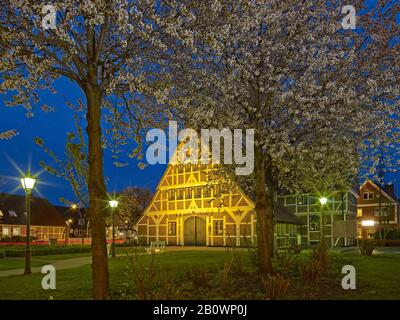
[0,249,399,300]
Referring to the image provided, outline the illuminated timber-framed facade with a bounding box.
[137,144,303,247]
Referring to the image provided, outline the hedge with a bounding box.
[4,246,91,257]
[0,250,5,259]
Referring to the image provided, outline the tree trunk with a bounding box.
[254,146,274,276]
[86,87,110,300]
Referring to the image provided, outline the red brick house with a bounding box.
[357,180,399,239]
[0,193,66,241]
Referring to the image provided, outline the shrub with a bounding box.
[262,274,290,300]
[275,244,302,272]
[0,250,5,259]
[185,266,213,289]
[360,240,375,256]
[4,245,91,257]
[300,259,321,285]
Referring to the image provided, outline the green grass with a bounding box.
[0,249,399,300]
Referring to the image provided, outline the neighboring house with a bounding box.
[278,191,359,247]
[137,144,303,248]
[0,193,66,241]
[357,180,399,239]
[54,206,89,238]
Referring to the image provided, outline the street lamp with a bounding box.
[319,197,328,242]
[71,204,85,245]
[109,200,119,258]
[20,176,36,275]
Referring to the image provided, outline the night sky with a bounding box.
[0,77,165,205]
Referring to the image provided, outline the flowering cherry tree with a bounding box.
[159,0,400,275]
[0,0,173,299]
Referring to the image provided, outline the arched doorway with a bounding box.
[184,216,206,246]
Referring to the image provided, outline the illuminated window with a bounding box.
[374,207,389,217]
[297,195,308,205]
[213,220,223,236]
[9,210,17,217]
[357,209,363,217]
[168,222,177,236]
[2,227,10,237]
[12,227,20,236]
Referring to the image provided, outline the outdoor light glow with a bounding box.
[20,177,36,191]
[362,220,375,227]
[109,200,119,208]
[319,197,328,205]
[71,204,78,210]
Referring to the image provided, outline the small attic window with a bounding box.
[9,210,17,217]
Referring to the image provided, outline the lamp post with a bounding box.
[109,200,119,258]
[20,176,36,275]
[319,197,328,243]
[65,218,73,245]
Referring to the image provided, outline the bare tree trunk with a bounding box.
[254,146,273,276]
[86,87,110,300]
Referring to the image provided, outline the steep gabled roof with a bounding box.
[360,180,398,203]
[0,193,65,227]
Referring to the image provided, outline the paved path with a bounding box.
[0,246,234,278]
[0,256,93,278]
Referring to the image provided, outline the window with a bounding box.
[176,188,184,200]
[357,209,363,217]
[213,220,223,236]
[195,187,202,198]
[185,187,193,199]
[0,210,3,217]
[363,192,374,200]
[168,222,177,236]
[309,215,320,231]
[178,164,184,173]
[297,195,308,205]
[168,189,175,201]
[2,227,9,237]
[12,227,20,236]
[374,207,388,217]
[204,187,212,198]
[9,210,17,217]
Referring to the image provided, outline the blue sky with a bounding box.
[0,78,165,205]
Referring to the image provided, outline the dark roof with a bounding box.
[54,206,88,226]
[275,204,303,225]
[0,193,66,227]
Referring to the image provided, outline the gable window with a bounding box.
[168,222,177,236]
[176,189,184,200]
[185,188,192,199]
[9,210,17,217]
[363,192,374,200]
[213,220,224,236]
[168,189,175,201]
[204,187,212,198]
[195,187,202,198]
